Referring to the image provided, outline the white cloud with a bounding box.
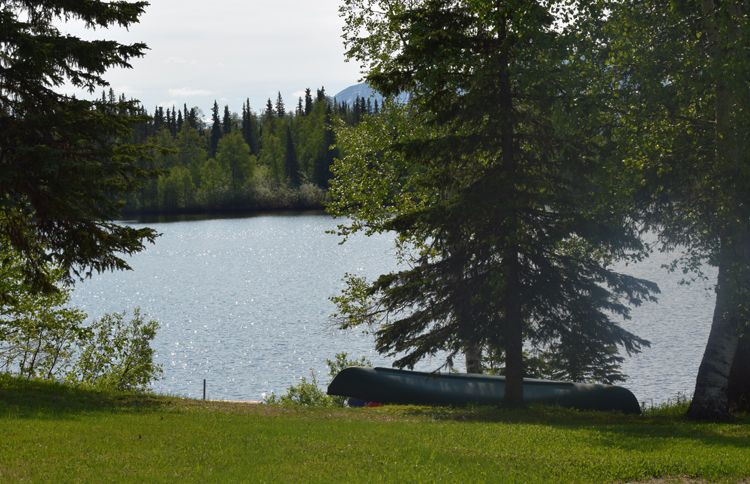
[292,90,306,98]
[165,56,198,65]
[59,0,361,111]
[157,99,180,108]
[168,88,214,97]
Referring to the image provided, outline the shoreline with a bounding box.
[119,207,328,224]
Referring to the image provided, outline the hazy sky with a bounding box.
[63,0,362,115]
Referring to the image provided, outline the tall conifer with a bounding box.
[176,110,183,133]
[314,105,339,188]
[334,0,657,403]
[243,99,260,155]
[187,107,198,130]
[209,101,222,157]
[304,88,314,115]
[275,92,286,118]
[222,105,232,134]
[264,98,275,121]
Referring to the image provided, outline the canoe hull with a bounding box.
[327,367,642,414]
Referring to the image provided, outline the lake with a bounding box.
[69,213,716,404]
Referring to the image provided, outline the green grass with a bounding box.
[1,375,749,483]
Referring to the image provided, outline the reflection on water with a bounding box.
[70,214,715,403]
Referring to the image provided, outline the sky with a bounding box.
[63,0,363,115]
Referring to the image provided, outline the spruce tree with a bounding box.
[165,107,172,135]
[0,0,157,293]
[209,101,222,157]
[304,88,314,115]
[241,102,249,139]
[243,99,260,155]
[169,106,178,136]
[264,98,275,121]
[313,105,339,188]
[275,92,286,118]
[352,96,361,124]
[187,107,198,130]
[176,109,184,133]
[222,105,232,134]
[153,106,165,132]
[334,0,657,403]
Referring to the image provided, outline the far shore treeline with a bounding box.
[111,88,378,214]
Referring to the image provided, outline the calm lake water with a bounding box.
[70,213,716,404]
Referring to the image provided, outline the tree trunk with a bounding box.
[503,248,524,406]
[465,342,483,374]
[688,252,738,420]
[687,0,748,421]
[728,332,750,411]
[688,231,750,420]
[496,4,523,407]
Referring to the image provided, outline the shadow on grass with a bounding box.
[0,374,163,419]
[395,404,750,452]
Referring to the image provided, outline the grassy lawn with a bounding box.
[1,375,749,483]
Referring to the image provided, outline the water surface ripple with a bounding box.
[70,214,715,404]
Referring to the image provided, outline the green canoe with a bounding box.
[327,367,642,414]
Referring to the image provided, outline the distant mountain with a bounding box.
[333,83,410,106]
[333,83,382,106]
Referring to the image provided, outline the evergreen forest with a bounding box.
[118,88,380,214]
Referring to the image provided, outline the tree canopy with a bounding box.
[0,0,157,294]
[332,0,658,404]
[607,0,750,420]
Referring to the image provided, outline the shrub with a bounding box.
[264,371,335,407]
[265,352,371,407]
[67,309,162,392]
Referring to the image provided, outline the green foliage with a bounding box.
[0,0,157,295]
[174,126,209,177]
[158,166,195,210]
[209,101,222,157]
[241,99,260,155]
[284,125,301,187]
[265,353,371,407]
[328,103,431,239]
[0,248,87,380]
[607,0,750,419]
[196,158,232,207]
[332,1,658,394]
[1,245,161,391]
[216,131,255,191]
[258,129,286,184]
[68,310,162,392]
[312,108,339,188]
[264,371,335,407]
[122,85,344,214]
